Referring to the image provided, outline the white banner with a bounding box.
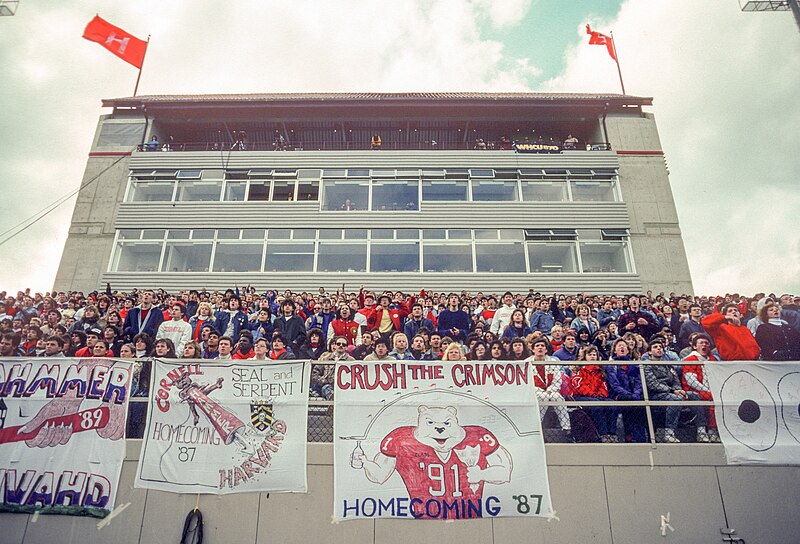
[0,358,132,518]
[333,361,553,520]
[706,361,800,465]
[135,360,309,494]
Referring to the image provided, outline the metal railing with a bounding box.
[124,360,717,447]
[134,141,612,153]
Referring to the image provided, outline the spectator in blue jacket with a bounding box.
[404,302,434,339]
[606,338,647,442]
[437,294,470,341]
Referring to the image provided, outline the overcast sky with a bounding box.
[0,0,797,295]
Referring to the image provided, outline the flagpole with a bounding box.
[609,31,626,95]
[133,35,150,97]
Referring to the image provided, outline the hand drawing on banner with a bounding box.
[12,360,126,448]
[353,405,512,516]
[719,370,778,452]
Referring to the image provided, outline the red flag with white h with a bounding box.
[83,15,147,69]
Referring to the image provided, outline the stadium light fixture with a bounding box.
[0,1,19,16]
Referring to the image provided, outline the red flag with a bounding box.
[83,15,147,69]
[586,24,616,61]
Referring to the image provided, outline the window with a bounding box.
[471,180,518,201]
[162,242,212,272]
[212,242,263,272]
[248,180,270,201]
[265,243,314,272]
[317,243,367,272]
[476,243,525,272]
[527,243,578,273]
[98,122,145,147]
[571,180,616,202]
[272,180,295,201]
[423,243,472,272]
[370,243,419,272]
[321,179,369,210]
[422,180,467,201]
[223,180,247,201]
[127,180,174,202]
[112,242,162,272]
[296,180,319,201]
[372,180,419,211]
[580,242,630,273]
[175,181,222,202]
[524,229,577,241]
[520,181,567,202]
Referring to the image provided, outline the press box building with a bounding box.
[53,93,693,294]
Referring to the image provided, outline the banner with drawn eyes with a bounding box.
[333,361,553,521]
[706,362,800,465]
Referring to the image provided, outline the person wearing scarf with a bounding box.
[606,338,647,443]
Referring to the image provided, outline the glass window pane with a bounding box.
[371,169,395,178]
[141,229,165,240]
[371,229,394,240]
[344,229,367,239]
[472,180,518,201]
[128,181,174,202]
[499,229,522,241]
[370,243,419,272]
[422,169,445,178]
[580,243,629,273]
[323,169,346,177]
[448,229,471,240]
[297,169,321,180]
[265,243,314,272]
[469,169,494,178]
[224,181,247,201]
[396,229,419,240]
[527,243,577,273]
[162,243,212,272]
[372,180,419,211]
[113,243,161,272]
[423,229,446,240]
[293,229,316,240]
[571,181,616,202]
[475,229,498,240]
[212,243,263,272]
[217,229,239,240]
[422,180,467,201]
[347,169,370,177]
[423,243,472,272]
[476,243,525,272]
[318,243,367,272]
[296,180,319,201]
[521,181,567,202]
[175,181,222,202]
[318,229,343,240]
[268,229,291,240]
[192,229,215,239]
[248,180,270,201]
[176,170,202,179]
[272,180,295,201]
[201,169,224,180]
[118,229,140,240]
[167,229,190,240]
[241,229,264,240]
[321,180,368,211]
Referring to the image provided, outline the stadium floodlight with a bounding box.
[739,0,800,32]
[0,1,19,16]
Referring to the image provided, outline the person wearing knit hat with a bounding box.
[754,299,800,361]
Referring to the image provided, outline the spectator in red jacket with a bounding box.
[702,303,760,361]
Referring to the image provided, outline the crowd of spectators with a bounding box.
[2,286,799,443]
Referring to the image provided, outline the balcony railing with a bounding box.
[134,141,613,153]
[124,360,720,446]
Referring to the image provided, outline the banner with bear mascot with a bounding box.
[333,361,553,520]
[135,360,309,494]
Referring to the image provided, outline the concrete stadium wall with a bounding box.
[2,442,798,544]
[606,113,694,295]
